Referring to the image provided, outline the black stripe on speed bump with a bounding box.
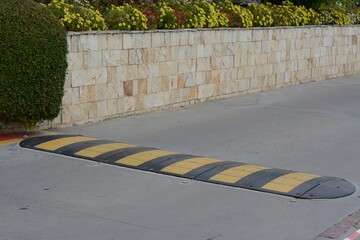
[145,154,197,172]
[57,140,113,155]
[184,161,231,179]
[288,176,334,197]
[19,135,80,148]
[195,162,245,182]
[137,154,194,171]
[234,168,293,188]
[95,147,157,164]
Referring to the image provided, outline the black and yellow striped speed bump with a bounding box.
[20,135,356,199]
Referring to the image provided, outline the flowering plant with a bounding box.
[46,0,106,31]
[218,0,253,27]
[104,4,148,30]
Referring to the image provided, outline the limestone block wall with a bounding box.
[1,26,360,131]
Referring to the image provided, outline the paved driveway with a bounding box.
[1,75,360,240]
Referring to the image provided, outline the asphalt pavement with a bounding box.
[1,75,360,240]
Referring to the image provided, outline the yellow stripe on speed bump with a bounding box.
[115,150,176,167]
[261,172,321,193]
[75,143,136,158]
[35,136,97,151]
[210,165,271,184]
[161,157,222,175]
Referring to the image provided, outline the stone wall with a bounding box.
[1,26,360,132]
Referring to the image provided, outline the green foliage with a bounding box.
[46,0,106,31]
[265,0,357,11]
[270,0,312,26]
[169,1,208,28]
[104,4,148,30]
[319,6,351,25]
[348,8,360,24]
[194,1,228,28]
[0,0,68,128]
[218,0,253,27]
[155,2,178,29]
[247,3,274,27]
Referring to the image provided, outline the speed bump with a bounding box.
[20,135,356,199]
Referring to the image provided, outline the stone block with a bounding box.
[123,33,134,49]
[203,31,217,44]
[144,92,170,108]
[197,44,213,58]
[129,49,143,65]
[107,66,116,83]
[83,51,103,69]
[211,56,234,69]
[88,102,98,119]
[67,35,80,53]
[79,85,95,103]
[179,31,189,45]
[148,77,163,93]
[72,67,107,87]
[107,34,123,50]
[125,65,139,80]
[79,34,98,51]
[198,84,217,99]
[137,64,149,79]
[102,50,128,66]
[238,78,250,92]
[124,96,136,112]
[69,103,88,123]
[184,72,196,87]
[123,80,133,97]
[178,59,196,73]
[97,100,108,117]
[169,89,182,104]
[67,52,84,70]
[182,86,197,101]
[114,65,127,82]
[135,94,145,110]
[152,32,165,48]
[195,72,206,86]
[239,29,252,42]
[196,58,211,72]
[64,73,72,89]
[107,99,118,116]
[95,83,117,101]
[97,34,108,50]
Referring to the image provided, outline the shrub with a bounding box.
[194,1,228,28]
[266,0,357,11]
[247,3,274,27]
[0,0,68,128]
[319,6,351,25]
[169,1,208,29]
[104,4,148,30]
[347,8,360,24]
[270,0,311,26]
[218,0,253,27]
[46,0,106,31]
[155,2,178,29]
[138,3,160,29]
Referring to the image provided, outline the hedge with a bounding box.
[0,0,68,128]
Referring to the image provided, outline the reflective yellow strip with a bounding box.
[0,138,23,146]
[210,165,270,183]
[35,136,98,151]
[115,150,176,167]
[161,157,222,175]
[262,172,321,193]
[75,143,136,158]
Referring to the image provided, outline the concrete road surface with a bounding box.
[1,75,360,240]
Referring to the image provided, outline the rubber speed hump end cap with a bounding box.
[300,178,356,199]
